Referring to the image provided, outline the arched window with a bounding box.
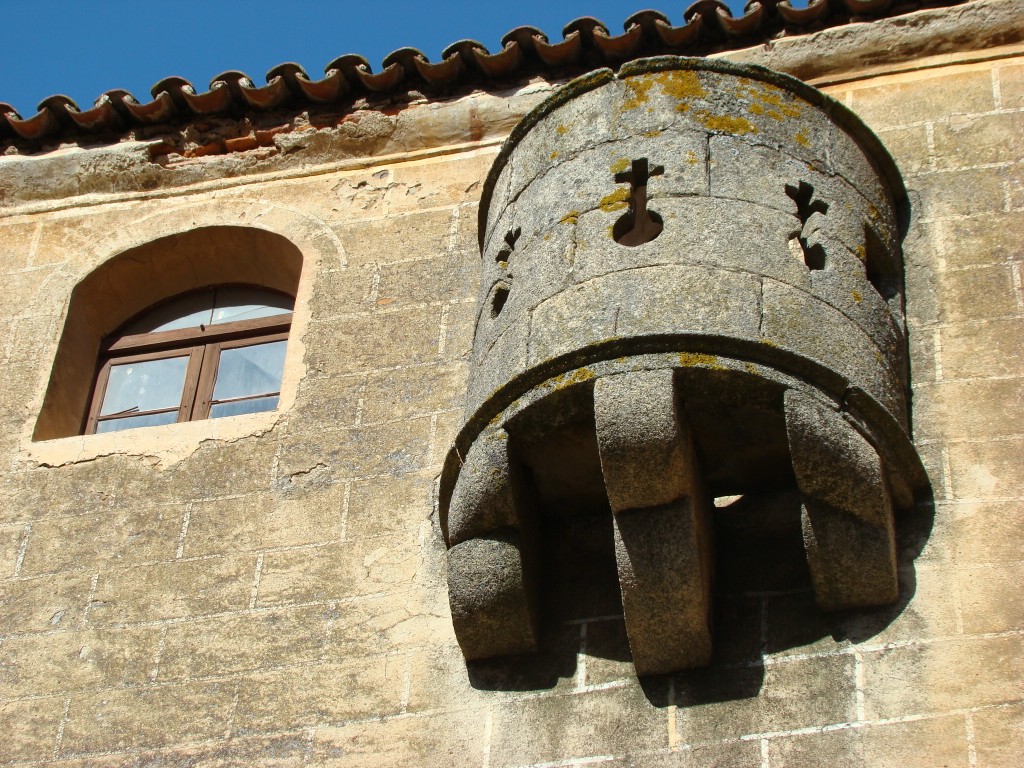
[32,225,306,442]
[87,286,294,433]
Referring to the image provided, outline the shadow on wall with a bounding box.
[466,487,934,707]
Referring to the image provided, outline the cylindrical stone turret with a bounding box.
[440,57,926,675]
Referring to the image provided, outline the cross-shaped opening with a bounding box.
[785,181,829,270]
[496,227,521,267]
[612,158,665,247]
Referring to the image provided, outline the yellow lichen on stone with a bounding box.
[560,211,580,225]
[551,367,596,390]
[621,71,706,113]
[852,290,863,303]
[600,188,630,212]
[686,150,699,165]
[855,245,867,261]
[655,70,706,101]
[643,129,662,137]
[740,83,803,122]
[794,130,810,147]
[556,124,569,135]
[622,77,656,110]
[761,339,779,348]
[696,111,758,135]
[610,157,631,174]
[678,352,724,370]
[550,151,559,160]
[745,362,759,375]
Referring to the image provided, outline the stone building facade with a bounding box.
[1,1,1022,765]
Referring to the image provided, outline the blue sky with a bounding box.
[0,1,750,116]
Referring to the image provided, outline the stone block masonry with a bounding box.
[0,5,1022,766]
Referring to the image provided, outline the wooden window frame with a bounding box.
[85,311,292,435]
[194,331,290,420]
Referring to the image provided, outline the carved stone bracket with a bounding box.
[447,428,540,659]
[595,370,713,674]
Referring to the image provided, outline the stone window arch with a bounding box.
[34,225,303,441]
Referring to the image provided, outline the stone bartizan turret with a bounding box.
[439,57,926,677]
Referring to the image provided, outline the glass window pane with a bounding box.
[210,395,279,419]
[96,410,179,433]
[100,356,189,416]
[212,287,293,325]
[212,340,287,401]
[122,291,215,334]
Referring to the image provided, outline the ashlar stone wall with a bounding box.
[0,22,1021,768]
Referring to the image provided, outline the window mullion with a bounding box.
[180,345,210,423]
[191,343,223,421]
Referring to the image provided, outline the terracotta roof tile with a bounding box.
[0,0,972,150]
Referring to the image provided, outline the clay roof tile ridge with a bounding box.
[0,1,981,150]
